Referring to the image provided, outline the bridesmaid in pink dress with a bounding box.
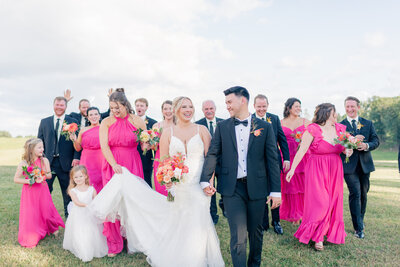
[71,107,104,193]
[99,88,147,257]
[286,103,353,251]
[153,100,174,196]
[14,138,65,247]
[280,98,310,224]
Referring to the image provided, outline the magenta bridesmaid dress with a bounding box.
[153,147,168,196]
[294,123,347,244]
[280,124,306,222]
[18,158,65,247]
[80,126,104,193]
[102,114,144,254]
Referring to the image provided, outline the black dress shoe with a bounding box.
[272,221,283,235]
[354,230,365,239]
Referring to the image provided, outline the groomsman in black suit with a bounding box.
[340,96,379,239]
[253,94,290,235]
[201,86,281,267]
[64,89,111,126]
[135,98,157,187]
[37,96,80,217]
[195,100,224,224]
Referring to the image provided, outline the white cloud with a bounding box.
[364,32,386,48]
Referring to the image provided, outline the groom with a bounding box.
[201,86,281,267]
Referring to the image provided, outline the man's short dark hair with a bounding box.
[79,99,90,107]
[223,86,250,102]
[345,96,360,106]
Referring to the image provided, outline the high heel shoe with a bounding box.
[314,242,324,251]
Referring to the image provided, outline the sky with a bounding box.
[0,0,399,136]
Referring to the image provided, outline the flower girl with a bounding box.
[63,165,107,262]
[13,138,65,248]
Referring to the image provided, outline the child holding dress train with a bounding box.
[63,165,107,262]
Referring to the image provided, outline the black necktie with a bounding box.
[234,118,248,127]
[262,117,265,121]
[351,119,357,133]
[209,121,214,137]
[54,118,60,155]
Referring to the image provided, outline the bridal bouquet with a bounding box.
[61,121,79,141]
[134,127,162,157]
[155,152,189,201]
[334,132,362,163]
[22,166,46,186]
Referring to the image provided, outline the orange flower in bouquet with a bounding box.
[61,121,79,141]
[156,152,189,201]
[334,132,362,163]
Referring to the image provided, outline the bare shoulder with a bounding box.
[101,116,114,127]
[42,157,50,165]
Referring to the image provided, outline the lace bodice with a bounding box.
[169,126,204,185]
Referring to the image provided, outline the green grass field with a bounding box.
[1,138,399,266]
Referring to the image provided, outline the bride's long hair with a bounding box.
[172,96,195,123]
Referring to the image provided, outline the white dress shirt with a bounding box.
[80,115,86,127]
[53,114,65,141]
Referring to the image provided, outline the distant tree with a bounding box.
[361,96,400,148]
[0,131,12,138]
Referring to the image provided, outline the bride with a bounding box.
[89,96,225,267]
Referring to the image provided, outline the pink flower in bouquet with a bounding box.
[27,166,33,173]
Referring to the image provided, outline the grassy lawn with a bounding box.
[1,165,399,266]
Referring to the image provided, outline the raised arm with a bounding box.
[71,129,84,152]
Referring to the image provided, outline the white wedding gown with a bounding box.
[88,130,225,267]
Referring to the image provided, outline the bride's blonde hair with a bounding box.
[172,96,195,123]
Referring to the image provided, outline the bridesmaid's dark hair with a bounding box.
[109,88,134,114]
[283,98,301,118]
[87,106,100,116]
[312,103,336,126]
[223,86,250,102]
[161,100,173,120]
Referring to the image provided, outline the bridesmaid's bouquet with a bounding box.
[290,130,303,143]
[61,121,79,141]
[134,127,162,157]
[22,166,46,186]
[334,132,362,163]
[155,152,189,201]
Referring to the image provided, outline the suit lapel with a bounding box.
[229,118,238,152]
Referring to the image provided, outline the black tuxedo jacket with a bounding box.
[37,115,80,172]
[340,117,379,174]
[69,109,110,127]
[138,116,157,170]
[200,117,281,200]
[253,113,290,170]
[195,117,223,176]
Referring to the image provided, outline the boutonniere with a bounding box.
[357,122,363,130]
[266,117,272,124]
[250,118,264,137]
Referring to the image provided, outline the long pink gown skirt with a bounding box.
[280,125,306,222]
[80,126,104,193]
[18,158,65,247]
[294,123,347,244]
[102,115,144,254]
[153,148,168,196]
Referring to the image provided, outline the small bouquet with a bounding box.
[290,130,303,143]
[334,132,362,163]
[22,166,46,186]
[134,127,162,157]
[155,153,189,201]
[61,121,79,141]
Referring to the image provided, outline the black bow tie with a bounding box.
[234,118,248,127]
